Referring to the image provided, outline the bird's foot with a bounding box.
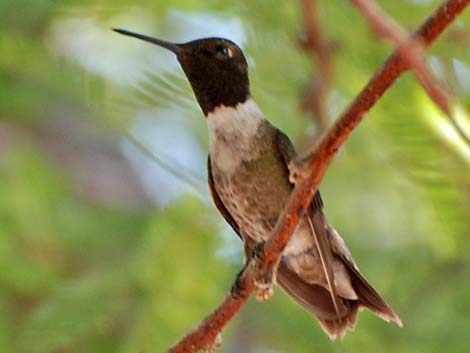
[253,243,277,302]
[203,333,222,353]
[232,264,273,302]
[235,243,278,302]
[288,155,311,184]
[254,279,274,302]
[231,267,250,300]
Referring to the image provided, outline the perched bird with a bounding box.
[114,28,402,339]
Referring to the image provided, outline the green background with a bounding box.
[0,1,469,352]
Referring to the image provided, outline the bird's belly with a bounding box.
[214,162,314,254]
[216,176,280,243]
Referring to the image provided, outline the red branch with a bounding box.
[300,0,333,133]
[349,0,470,145]
[166,1,469,352]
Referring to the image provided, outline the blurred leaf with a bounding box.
[1,1,469,353]
[120,197,232,353]
[17,270,133,353]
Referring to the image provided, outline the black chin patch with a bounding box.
[176,38,251,116]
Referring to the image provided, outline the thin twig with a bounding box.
[166,1,469,352]
[300,0,333,134]
[349,0,470,146]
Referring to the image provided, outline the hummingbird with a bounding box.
[114,28,402,339]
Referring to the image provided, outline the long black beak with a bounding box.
[113,28,181,55]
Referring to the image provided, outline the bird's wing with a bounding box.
[275,130,324,212]
[207,156,241,238]
[208,156,258,261]
[275,129,341,320]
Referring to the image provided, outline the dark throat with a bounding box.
[187,73,250,116]
[179,63,251,116]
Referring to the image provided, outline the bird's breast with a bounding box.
[207,99,266,175]
[210,141,296,247]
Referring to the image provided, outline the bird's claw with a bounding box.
[288,156,310,184]
[254,280,274,302]
[254,257,277,302]
[203,333,222,353]
[232,265,274,302]
[239,243,279,302]
[231,268,249,300]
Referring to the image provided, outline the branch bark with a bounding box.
[300,0,333,134]
[349,0,470,145]
[166,1,469,352]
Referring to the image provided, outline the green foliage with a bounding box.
[1,1,469,353]
[120,198,231,353]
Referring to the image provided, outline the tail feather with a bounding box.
[318,301,359,340]
[306,211,342,321]
[339,255,403,327]
[277,262,358,339]
[277,259,401,340]
[277,262,349,320]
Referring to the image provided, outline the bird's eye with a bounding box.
[215,44,229,57]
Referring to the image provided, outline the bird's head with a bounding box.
[114,29,250,116]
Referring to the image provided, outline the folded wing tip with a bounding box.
[375,308,403,328]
